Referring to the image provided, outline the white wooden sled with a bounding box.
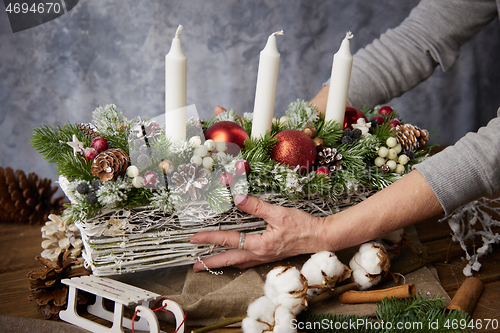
[59,276,185,333]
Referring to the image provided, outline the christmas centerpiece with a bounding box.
[32,101,430,276]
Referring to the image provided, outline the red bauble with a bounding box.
[371,115,384,125]
[343,106,368,130]
[388,119,401,127]
[378,106,394,116]
[204,121,249,149]
[270,130,317,174]
[235,160,250,176]
[219,172,236,187]
[315,166,330,177]
[92,137,109,153]
[83,147,98,161]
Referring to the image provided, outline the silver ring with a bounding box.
[237,232,246,250]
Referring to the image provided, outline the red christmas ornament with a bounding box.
[371,115,384,125]
[270,129,317,174]
[378,105,394,116]
[83,147,98,161]
[388,119,401,127]
[219,172,236,187]
[343,106,368,130]
[315,166,330,177]
[204,121,249,149]
[235,160,250,176]
[92,137,109,153]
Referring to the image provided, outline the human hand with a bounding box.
[190,195,330,271]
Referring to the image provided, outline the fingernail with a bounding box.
[190,239,200,244]
[234,194,248,206]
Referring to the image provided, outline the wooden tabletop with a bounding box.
[0,215,499,333]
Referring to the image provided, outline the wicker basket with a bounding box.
[77,192,374,276]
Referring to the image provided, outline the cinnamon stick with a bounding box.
[339,283,416,304]
[446,277,483,315]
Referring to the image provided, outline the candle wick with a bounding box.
[345,31,353,40]
[271,30,284,37]
[175,25,184,38]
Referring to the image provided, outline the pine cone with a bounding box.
[171,164,209,201]
[0,167,66,225]
[317,147,343,172]
[77,123,101,142]
[394,124,429,152]
[28,249,90,319]
[91,148,130,181]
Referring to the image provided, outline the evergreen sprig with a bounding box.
[297,294,473,333]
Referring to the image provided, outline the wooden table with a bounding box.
[0,215,499,333]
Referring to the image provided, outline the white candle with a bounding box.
[165,25,187,141]
[325,31,354,127]
[251,30,283,139]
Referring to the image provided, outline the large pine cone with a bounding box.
[394,124,429,151]
[91,148,130,181]
[28,250,90,319]
[171,164,209,201]
[0,167,66,225]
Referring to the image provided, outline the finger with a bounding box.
[236,195,285,223]
[214,105,226,116]
[191,230,261,252]
[193,249,256,271]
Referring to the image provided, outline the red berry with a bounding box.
[378,106,393,116]
[92,137,109,153]
[144,171,158,184]
[219,172,235,187]
[83,147,98,161]
[315,167,330,177]
[235,160,250,176]
[372,115,384,125]
[388,119,401,127]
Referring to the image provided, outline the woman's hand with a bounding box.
[190,195,330,271]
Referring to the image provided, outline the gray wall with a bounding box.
[1,0,499,180]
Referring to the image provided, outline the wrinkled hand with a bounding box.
[190,195,329,271]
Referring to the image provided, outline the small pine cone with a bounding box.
[0,167,66,225]
[28,249,90,319]
[77,123,101,142]
[394,124,429,151]
[317,147,343,172]
[91,148,130,181]
[171,163,209,201]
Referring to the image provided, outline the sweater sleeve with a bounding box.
[334,0,498,109]
[414,108,500,215]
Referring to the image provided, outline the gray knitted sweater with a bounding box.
[344,0,500,214]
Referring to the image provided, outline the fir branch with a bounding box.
[314,114,343,147]
[285,100,320,130]
[371,123,395,144]
[242,135,277,163]
[92,104,131,151]
[203,186,233,214]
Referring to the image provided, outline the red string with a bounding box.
[131,297,187,333]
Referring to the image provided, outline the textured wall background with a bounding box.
[1,0,499,180]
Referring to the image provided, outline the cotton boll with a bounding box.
[301,251,350,296]
[273,267,305,296]
[247,296,277,326]
[379,229,404,244]
[273,306,296,333]
[264,267,285,301]
[349,242,390,290]
[242,317,271,333]
[274,292,307,315]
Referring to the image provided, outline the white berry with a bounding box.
[395,163,405,174]
[374,157,386,167]
[215,141,227,152]
[204,139,216,151]
[188,136,202,148]
[378,147,389,158]
[195,145,209,157]
[202,156,213,169]
[132,176,145,188]
[386,137,398,148]
[126,165,139,178]
[394,143,402,154]
[387,160,397,170]
[280,116,290,124]
[191,155,203,166]
[398,154,409,165]
[388,149,398,161]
